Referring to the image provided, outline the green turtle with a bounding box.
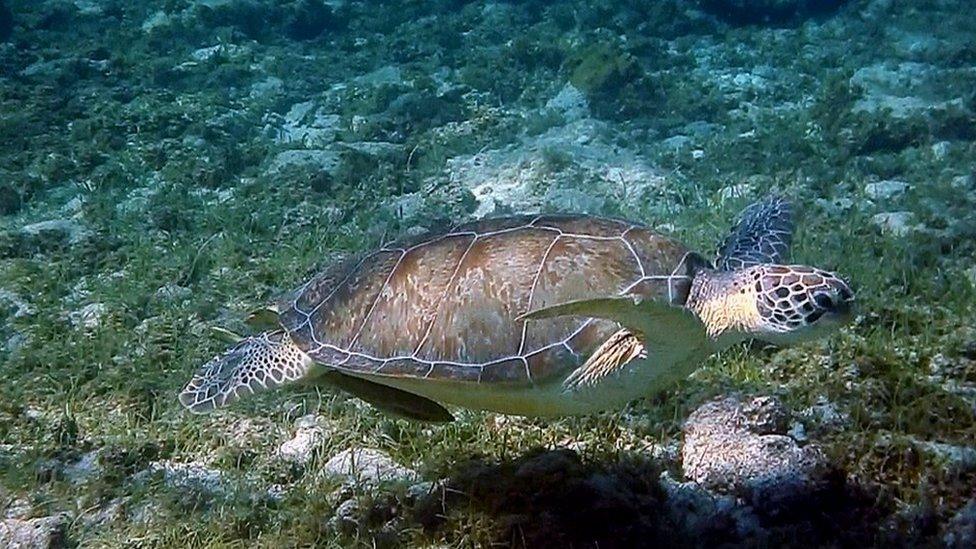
[179,196,853,421]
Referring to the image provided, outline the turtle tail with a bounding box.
[179,330,313,414]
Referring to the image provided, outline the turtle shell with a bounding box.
[276,214,700,385]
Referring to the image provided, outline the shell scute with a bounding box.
[288,253,370,313]
[623,227,696,275]
[429,362,482,383]
[378,358,433,378]
[527,346,580,382]
[532,214,631,237]
[481,358,529,384]
[412,228,555,362]
[354,233,475,357]
[452,214,539,235]
[519,236,639,351]
[285,318,313,344]
[296,250,404,349]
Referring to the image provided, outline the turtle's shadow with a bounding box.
[414,448,666,548]
[413,447,894,549]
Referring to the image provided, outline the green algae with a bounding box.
[569,42,639,95]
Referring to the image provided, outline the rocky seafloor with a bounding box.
[1,0,975,547]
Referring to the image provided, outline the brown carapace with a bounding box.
[275,214,701,386]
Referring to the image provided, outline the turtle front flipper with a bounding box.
[520,295,705,346]
[563,328,645,390]
[520,295,708,389]
[179,331,313,414]
[716,196,793,270]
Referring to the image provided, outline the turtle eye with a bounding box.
[813,292,835,311]
[838,286,853,301]
[810,286,853,318]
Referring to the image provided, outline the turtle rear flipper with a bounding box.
[716,196,793,270]
[180,331,313,414]
[320,371,455,423]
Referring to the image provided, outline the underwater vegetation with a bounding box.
[1,0,975,547]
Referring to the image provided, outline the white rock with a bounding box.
[871,211,919,236]
[799,397,851,431]
[787,422,808,443]
[117,185,158,216]
[658,471,763,541]
[4,333,29,357]
[250,76,284,98]
[80,497,126,529]
[681,396,831,500]
[72,0,104,15]
[273,103,342,148]
[951,174,974,191]
[338,141,402,158]
[190,44,248,62]
[545,83,589,122]
[383,192,426,221]
[277,415,328,466]
[141,10,172,33]
[945,499,976,548]
[0,514,68,548]
[64,451,102,485]
[3,497,31,520]
[323,448,418,485]
[266,149,342,177]
[864,180,909,200]
[444,118,665,218]
[154,284,192,302]
[850,62,961,119]
[69,303,107,330]
[128,500,162,526]
[816,197,856,215]
[661,135,692,150]
[405,480,438,502]
[910,439,976,474]
[144,460,226,496]
[20,219,92,246]
[62,196,85,215]
[543,188,605,214]
[890,29,943,59]
[353,65,404,87]
[0,290,35,319]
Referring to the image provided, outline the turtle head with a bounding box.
[746,264,854,345]
[688,264,854,347]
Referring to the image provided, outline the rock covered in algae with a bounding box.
[945,499,976,549]
[0,514,69,549]
[682,395,834,507]
[324,448,419,486]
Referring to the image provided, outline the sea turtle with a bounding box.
[179,196,854,421]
